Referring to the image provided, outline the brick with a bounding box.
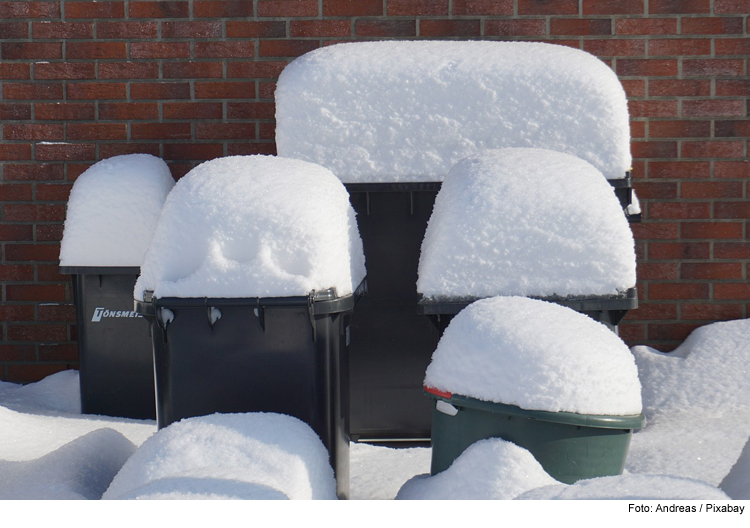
[67,82,126,100]
[66,42,126,60]
[1,42,62,60]
[648,242,710,260]
[715,283,750,299]
[630,221,679,239]
[637,262,679,280]
[633,181,677,199]
[226,21,286,38]
[259,40,318,58]
[617,59,678,76]
[715,38,750,56]
[195,81,255,99]
[96,21,158,39]
[682,303,744,320]
[388,0,449,15]
[649,38,711,56]
[632,141,678,158]
[716,121,750,137]
[648,79,710,97]
[227,143,276,156]
[131,42,191,59]
[518,0,578,15]
[34,62,95,80]
[0,2,59,18]
[66,2,125,18]
[67,123,127,141]
[0,305,34,321]
[420,19,481,37]
[35,183,72,201]
[3,82,62,100]
[682,181,743,199]
[0,144,31,161]
[256,0,317,17]
[194,0,254,17]
[681,221,743,239]
[648,202,710,219]
[715,242,750,259]
[35,224,65,241]
[6,283,66,302]
[715,202,750,219]
[4,243,61,261]
[716,80,750,96]
[0,345,35,363]
[163,21,222,38]
[37,343,77,361]
[584,39,645,56]
[584,0,643,14]
[648,0,710,14]
[0,183,32,201]
[163,102,223,120]
[98,62,160,79]
[7,324,68,342]
[195,123,256,139]
[681,17,744,34]
[623,80,646,97]
[649,120,710,138]
[131,83,191,100]
[0,226,33,242]
[258,123,275,140]
[163,62,223,79]
[629,101,678,118]
[0,63,30,80]
[648,323,701,342]
[3,124,63,141]
[0,103,31,120]
[194,41,256,59]
[0,22,28,39]
[226,102,275,120]
[618,322,646,343]
[649,283,709,300]
[715,161,750,179]
[550,19,611,35]
[35,143,96,161]
[615,18,677,35]
[323,0,382,16]
[131,123,192,140]
[485,19,546,36]
[99,143,160,158]
[291,20,352,38]
[3,163,63,181]
[128,1,189,18]
[681,262,743,279]
[35,102,96,121]
[32,21,93,39]
[683,59,744,76]
[258,81,276,99]
[715,0,749,14]
[648,161,710,179]
[624,302,677,320]
[163,143,224,160]
[682,141,744,158]
[452,0,513,15]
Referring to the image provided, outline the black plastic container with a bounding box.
[61,266,156,420]
[135,282,365,500]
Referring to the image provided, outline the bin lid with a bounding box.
[60,266,140,276]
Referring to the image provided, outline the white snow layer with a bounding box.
[396,438,558,500]
[134,156,366,300]
[626,319,750,488]
[275,40,631,183]
[59,154,175,267]
[102,413,337,500]
[417,148,636,299]
[423,296,643,416]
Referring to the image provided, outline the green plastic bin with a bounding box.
[425,387,645,484]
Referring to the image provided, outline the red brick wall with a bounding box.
[0,0,748,381]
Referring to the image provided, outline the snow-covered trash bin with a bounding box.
[59,154,175,420]
[133,155,367,500]
[103,413,338,500]
[418,148,637,332]
[423,296,645,484]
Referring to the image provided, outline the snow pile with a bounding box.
[276,40,631,183]
[626,319,750,487]
[0,428,135,500]
[417,149,636,300]
[134,156,366,300]
[0,369,80,414]
[103,413,337,500]
[517,474,729,500]
[349,443,431,500]
[59,154,175,268]
[396,438,558,500]
[424,296,642,416]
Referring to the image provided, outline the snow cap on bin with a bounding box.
[135,155,366,300]
[59,154,175,267]
[424,296,643,416]
[417,148,636,300]
[276,40,631,183]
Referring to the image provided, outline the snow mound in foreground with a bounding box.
[60,154,174,267]
[0,370,80,414]
[102,413,337,500]
[135,155,366,300]
[276,41,630,182]
[424,296,642,416]
[517,474,729,500]
[418,148,635,300]
[627,319,750,486]
[396,438,558,500]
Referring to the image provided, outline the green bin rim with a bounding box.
[425,389,646,430]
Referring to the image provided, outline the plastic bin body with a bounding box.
[427,391,645,484]
[138,288,361,500]
[345,183,441,441]
[62,266,156,420]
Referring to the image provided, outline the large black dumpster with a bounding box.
[136,282,364,500]
[61,266,156,420]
